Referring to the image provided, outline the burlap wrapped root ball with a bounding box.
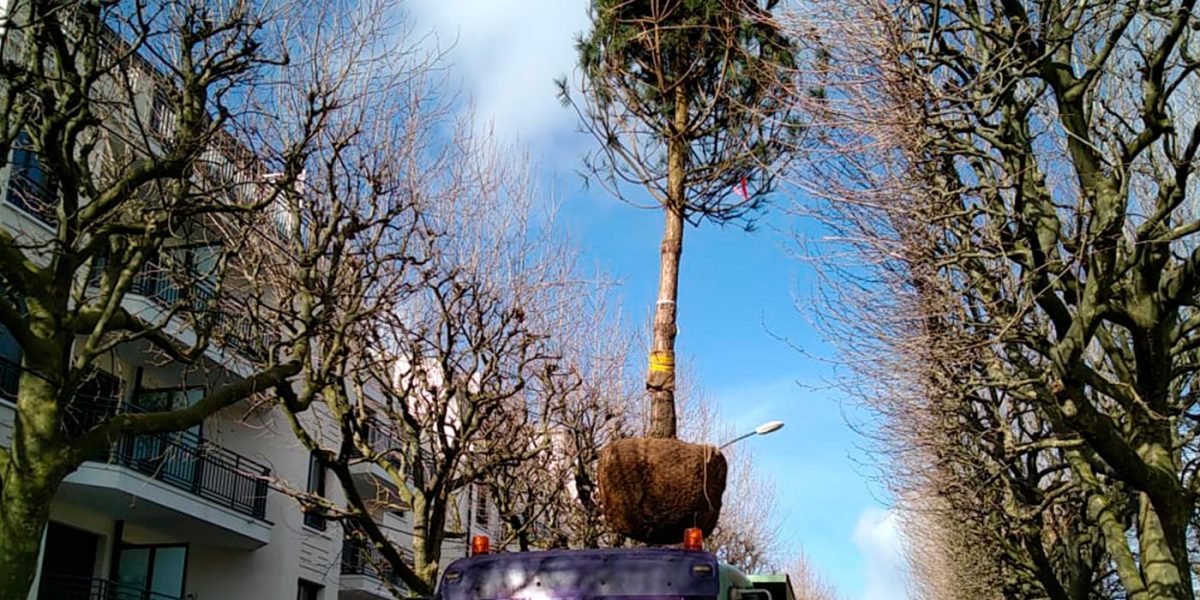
[597,437,728,544]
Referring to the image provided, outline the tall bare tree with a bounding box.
[271,141,629,592]
[782,0,1200,594]
[788,550,841,600]
[561,0,802,438]
[0,0,403,594]
[485,291,637,552]
[674,370,784,572]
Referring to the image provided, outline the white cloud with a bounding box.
[404,0,589,142]
[852,507,909,600]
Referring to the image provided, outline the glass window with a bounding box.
[474,484,489,529]
[115,548,150,599]
[134,387,204,413]
[64,369,122,435]
[130,387,204,483]
[116,545,187,600]
[150,90,175,138]
[0,287,24,401]
[149,547,187,597]
[5,131,57,224]
[297,579,322,600]
[188,244,220,305]
[304,452,327,530]
[0,324,20,401]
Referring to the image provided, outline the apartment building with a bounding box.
[0,9,499,600]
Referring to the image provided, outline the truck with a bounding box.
[435,529,796,600]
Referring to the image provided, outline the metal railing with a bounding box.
[0,360,272,521]
[347,417,404,470]
[67,400,271,521]
[341,538,407,590]
[102,428,271,520]
[129,258,278,362]
[37,574,181,600]
[83,252,280,362]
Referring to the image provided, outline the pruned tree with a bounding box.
[675,373,784,572]
[561,0,803,438]
[0,0,395,594]
[788,550,841,600]
[782,0,1200,594]
[271,140,626,593]
[484,291,637,552]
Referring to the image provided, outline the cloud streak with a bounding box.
[404,0,589,143]
[852,508,909,600]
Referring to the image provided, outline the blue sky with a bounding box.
[401,2,909,598]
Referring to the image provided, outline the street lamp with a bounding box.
[718,420,785,450]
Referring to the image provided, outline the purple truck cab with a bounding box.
[437,547,761,600]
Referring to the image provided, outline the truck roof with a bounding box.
[439,548,723,600]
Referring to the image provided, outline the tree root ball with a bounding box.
[598,437,728,544]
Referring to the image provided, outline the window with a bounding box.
[474,484,489,529]
[304,452,327,530]
[63,369,122,435]
[5,131,57,224]
[0,287,25,401]
[150,90,175,138]
[116,544,188,599]
[0,323,20,401]
[297,579,322,600]
[129,386,205,482]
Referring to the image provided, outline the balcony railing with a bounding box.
[68,400,271,520]
[37,574,181,600]
[85,252,280,362]
[100,428,271,519]
[133,258,280,362]
[341,538,407,590]
[348,417,404,470]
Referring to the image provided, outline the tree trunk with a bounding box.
[412,495,448,588]
[647,88,689,440]
[0,469,56,600]
[1136,491,1192,600]
[1,363,69,600]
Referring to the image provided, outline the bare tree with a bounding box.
[0,0,403,594]
[485,290,638,552]
[675,370,783,572]
[780,0,1200,594]
[788,550,842,600]
[271,139,629,592]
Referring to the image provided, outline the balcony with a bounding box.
[87,252,280,364]
[348,418,406,497]
[349,418,404,465]
[97,425,270,520]
[37,575,181,600]
[54,401,274,548]
[340,538,408,600]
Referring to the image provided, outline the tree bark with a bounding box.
[412,495,448,588]
[0,468,56,600]
[0,356,70,600]
[647,88,689,440]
